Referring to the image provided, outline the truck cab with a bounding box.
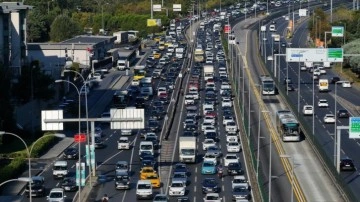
[53,161,68,179]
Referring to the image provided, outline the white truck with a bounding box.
[323,61,331,68]
[113,31,128,44]
[179,137,197,163]
[203,65,214,81]
[176,47,185,59]
[318,79,329,92]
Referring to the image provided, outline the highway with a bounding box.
[256,1,360,201]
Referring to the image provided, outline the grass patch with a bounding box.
[333,65,360,87]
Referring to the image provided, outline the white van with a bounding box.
[47,188,66,202]
[139,141,154,156]
[136,180,153,199]
[53,161,68,179]
[269,24,276,32]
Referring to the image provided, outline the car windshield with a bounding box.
[226,155,237,159]
[138,184,151,189]
[49,192,63,198]
[204,162,214,167]
[234,178,246,183]
[234,187,247,192]
[171,182,183,187]
[204,179,216,185]
[181,149,195,155]
[206,196,219,200]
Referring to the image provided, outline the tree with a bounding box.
[50,14,81,42]
[27,8,50,42]
[0,64,16,132]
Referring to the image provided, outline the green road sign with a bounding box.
[332,26,344,37]
[349,117,360,139]
[327,48,343,62]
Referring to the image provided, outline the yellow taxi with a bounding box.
[145,173,161,188]
[153,52,161,59]
[164,41,173,47]
[140,166,157,180]
[154,37,161,42]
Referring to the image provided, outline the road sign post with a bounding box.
[76,162,86,186]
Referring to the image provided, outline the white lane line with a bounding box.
[194,186,196,192]
[121,135,138,202]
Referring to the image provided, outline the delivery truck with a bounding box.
[179,137,196,163]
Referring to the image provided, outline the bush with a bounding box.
[0,157,26,183]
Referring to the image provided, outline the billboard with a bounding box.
[286,48,343,62]
[147,19,161,27]
[224,25,231,34]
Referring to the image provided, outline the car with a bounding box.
[202,178,219,194]
[207,145,222,157]
[227,142,241,153]
[139,151,154,161]
[60,177,77,192]
[202,139,217,150]
[176,196,190,202]
[227,162,243,175]
[168,180,186,196]
[145,135,159,149]
[145,173,161,188]
[47,188,66,202]
[140,166,157,180]
[115,171,130,190]
[118,137,131,149]
[94,137,105,149]
[337,109,350,118]
[203,193,222,202]
[224,154,239,167]
[153,194,169,202]
[232,175,250,190]
[225,121,238,133]
[300,65,307,71]
[172,172,188,185]
[330,76,340,84]
[221,98,232,108]
[141,155,157,169]
[283,77,292,84]
[201,161,217,174]
[286,83,295,91]
[223,116,234,125]
[340,158,356,171]
[342,81,352,88]
[116,161,129,173]
[232,186,251,200]
[323,114,336,123]
[202,122,214,131]
[203,152,218,165]
[318,99,329,108]
[63,147,79,160]
[174,163,188,174]
[203,116,216,125]
[302,105,314,115]
[25,176,46,197]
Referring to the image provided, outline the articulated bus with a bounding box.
[276,110,301,142]
[134,65,146,80]
[260,75,276,95]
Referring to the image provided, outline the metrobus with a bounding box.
[260,75,276,95]
[134,65,146,80]
[276,110,301,142]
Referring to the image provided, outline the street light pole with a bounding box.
[55,80,81,202]
[334,81,345,166]
[268,112,272,202]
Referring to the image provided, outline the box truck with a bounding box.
[179,137,196,163]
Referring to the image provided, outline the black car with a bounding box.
[135,96,145,108]
[174,163,188,174]
[63,147,78,160]
[94,137,105,149]
[115,171,130,190]
[25,176,45,197]
[202,178,219,194]
[159,96,169,104]
[232,186,251,200]
[340,158,355,171]
[227,162,243,175]
[337,109,350,118]
[331,76,340,84]
[145,136,159,149]
[140,128,152,138]
[184,123,197,131]
[148,120,160,132]
[205,132,218,141]
[141,155,157,169]
[283,77,292,85]
[139,151,154,160]
[60,177,78,192]
[286,83,295,91]
[150,109,162,120]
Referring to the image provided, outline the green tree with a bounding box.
[27,8,50,42]
[50,14,81,42]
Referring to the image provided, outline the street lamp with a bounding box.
[334,81,346,166]
[267,112,272,202]
[0,131,65,202]
[0,177,32,187]
[55,79,82,202]
[280,155,294,202]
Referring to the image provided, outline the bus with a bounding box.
[194,44,204,62]
[260,75,276,95]
[134,65,146,80]
[276,110,301,142]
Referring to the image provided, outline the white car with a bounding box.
[227,142,241,153]
[206,58,213,64]
[168,180,186,196]
[203,152,218,165]
[226,133,238,143]
[313,69,321,76]
[324,114,336,123]
[224,153,239,167]
[222,99,232,108]
[132,79,140,86]
[203,193,222,202]
[202,122,214,131]
[318,99,328,108]
[232,175,249,190]
[203,116,216,125]
[220,82,231,90]
[300,66,307,71]
[223,116,234,125]
[117,137,130,150]
[184,95,195,105]
[342,81,351,88]
[226,121,238,133]
[202,139,216,150]
[157,87,167,96]
[302,105,314,115]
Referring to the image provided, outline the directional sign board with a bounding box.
[173,4,181,11]
[153,4,162,12]
[298,9,307,17]
[41,110,63,131]
[110,108,145,130]
[286,48,327,62]
[332,26,344,37]
[349,117,360,139]
[286,48,343,62]
[327,48,343,62]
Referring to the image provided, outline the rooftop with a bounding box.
[0,2,32,13]
[61,35,115,44]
